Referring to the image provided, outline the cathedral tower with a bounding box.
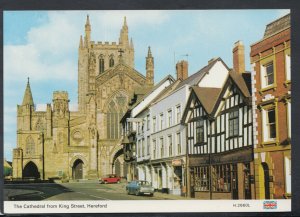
[18,78,34,131]
[78,16,135,113]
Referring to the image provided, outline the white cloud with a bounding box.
[4,43,76,81]
[4,11,170,83]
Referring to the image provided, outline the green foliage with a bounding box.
[4,166,12,176]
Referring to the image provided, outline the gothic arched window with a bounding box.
[26,136,35,155]
[109,55,114,67]
[107,93,127,139]
[99,55,104,73]
[35,118,44,132]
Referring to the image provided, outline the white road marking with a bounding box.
[76,191,110,200]
[88,195,111,200]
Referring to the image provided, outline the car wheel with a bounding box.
[117,180,120,184]
[104,181,108,184]
[126,189,130,195]
[149,193,153,197]
[135,190,140,196]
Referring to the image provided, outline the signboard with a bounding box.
[211,147,252,164]
[189,155,209,166]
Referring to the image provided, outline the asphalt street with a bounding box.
[4,181,187,201]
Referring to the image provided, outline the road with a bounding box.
[4,181,186,201]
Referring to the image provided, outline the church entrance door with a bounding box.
[23,161,40,179]
[73,159,84,180]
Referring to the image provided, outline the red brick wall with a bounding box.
[271,151,285,198]
[251,27,290,199]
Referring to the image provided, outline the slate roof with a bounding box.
[175,57,226,91]
[191,86,222,114]
[129,75,175,109]
[264,13,290,38]
[150,79,182,105]
[190,70,251,115]
[228,70,251,97]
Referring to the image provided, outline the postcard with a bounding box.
[3,9,291,214]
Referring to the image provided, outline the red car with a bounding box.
[99,174,121,184]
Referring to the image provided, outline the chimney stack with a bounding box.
[232,40,245,74]
[176,60,188,80]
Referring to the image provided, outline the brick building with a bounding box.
[250,14,291,199]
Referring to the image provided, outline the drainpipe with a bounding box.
[185,123,188,198]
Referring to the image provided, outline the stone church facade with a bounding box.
[12,16,154,180]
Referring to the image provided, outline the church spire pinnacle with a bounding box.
[147,46,152,58]
[84,14,91,46]
[119,16,129,46]
[123,16,128,29]
[22,77,34,106]
[130,37,134,49]
[79,35,83,48]
[86,14,90,27]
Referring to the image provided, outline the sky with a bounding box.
[3,10,290,161]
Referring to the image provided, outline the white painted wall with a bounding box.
[198,60,228,88]
[150,85,189,159]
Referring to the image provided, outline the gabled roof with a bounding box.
[131,75,175,108]
[120,75,175,122]
[182,70,251,122]
[228,70,251,98]
[210,70,252,116]
[175,57,229,91]
[96,61,146,85]
[191,86,222,114]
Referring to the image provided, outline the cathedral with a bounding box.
[12,15,154,180]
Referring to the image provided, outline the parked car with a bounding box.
[126,180,155,196]
[99,174,121,184]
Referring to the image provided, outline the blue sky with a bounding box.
[3,10,290,161]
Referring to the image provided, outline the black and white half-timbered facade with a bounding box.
[182,71,254,200]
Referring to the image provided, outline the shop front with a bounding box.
[149,158,186,196]
[188,146,254,200]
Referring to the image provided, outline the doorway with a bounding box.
[23,161,40,179]
[262,163,270,199]
[158,169,162,189]
[72,159,84,180]
[232,164,239,199]
[244,163,252,199]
